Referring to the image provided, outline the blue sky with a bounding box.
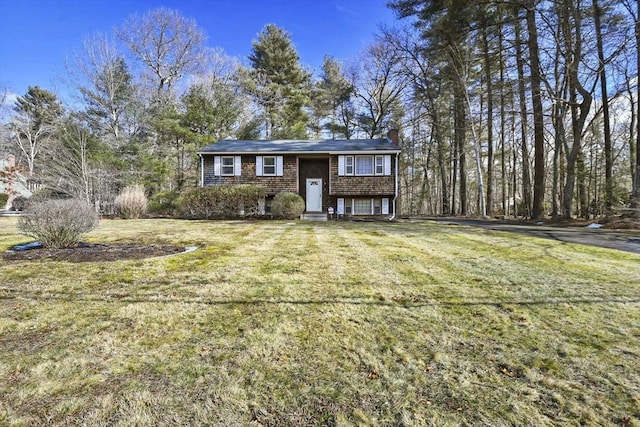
[0,0,399,100]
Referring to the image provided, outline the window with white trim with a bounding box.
[263,156,276,176]
[375,155,384,175]
[256,155,283,176]
[221,156,235,175]
[355,156,373,175]
[337,154,392,176]
[345,156,354,175]
[373,198,382,214]
[345,202,352,215]
[354,199,371,215]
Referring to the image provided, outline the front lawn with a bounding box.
[1,217,638,426]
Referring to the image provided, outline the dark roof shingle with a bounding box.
[198,138,400,154]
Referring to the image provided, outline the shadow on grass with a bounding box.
[1,287,638,307]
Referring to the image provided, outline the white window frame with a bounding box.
[345,199,353,215]
[373,198,382,214]
[345,155,354,175]
[221,156,235,176]
[214,156,241,176]
[353,198,371,215]
[375,155,384,175]
[263,156,277,176]
[338,154,392,176]
[256,155,283,177]
[355,155,373,175]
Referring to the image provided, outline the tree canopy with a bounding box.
[245,24,311,139]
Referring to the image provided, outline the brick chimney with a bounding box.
[387,129,400,146]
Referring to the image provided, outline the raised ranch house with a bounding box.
[197,135,401,219]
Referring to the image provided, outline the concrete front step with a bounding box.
[300,212,328,221]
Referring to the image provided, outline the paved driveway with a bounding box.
[423,217,640,255]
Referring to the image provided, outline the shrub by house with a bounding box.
[178,185,267,219]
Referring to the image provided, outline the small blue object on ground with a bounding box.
[11,242,43,251]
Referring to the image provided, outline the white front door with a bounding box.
[306,178,322,212]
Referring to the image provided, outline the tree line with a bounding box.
[391,0,638,219]
[1,1,638,220]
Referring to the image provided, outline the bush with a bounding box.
[178,185,267,219]
[18,199,99,248]
[114,185,148,219]
[10,196,30,211]
[271,192,305,219]
[148,190,180,216]
[0,193,8,209]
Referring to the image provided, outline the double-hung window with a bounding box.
[221,156,235,175]
[262,156,276,176]
[375,155,384,175]
[256,156,283,176]
[214,155,241,176]
[373,198,382,214]
[345,156,354,175]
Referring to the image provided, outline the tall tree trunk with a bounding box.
[432,108,450,215]
[552,101,567,219]
[577,151,589,218]
[628,76,638,207]
[451,121,458,215]
[465,92,486,217]
[525,1,546,219]
[631,0,640,217]
[512,118,518,216]
[593,0,613,214]
[550,25,568,219]
[421,130,433,215]
[561,0,593,219]
[514,16,533,218]
[499,25,507,215]
[454,80,467,215]
[483,25,494,216]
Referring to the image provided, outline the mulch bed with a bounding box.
[2,242,185,263]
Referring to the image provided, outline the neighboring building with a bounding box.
[197,135,401,219]
[0,154,32,210]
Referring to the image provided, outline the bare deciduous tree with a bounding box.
[66,33,136,147]
[622,0,640,217]
[116,7,207,107]
[44,118,94,204]
[348,39,408,139]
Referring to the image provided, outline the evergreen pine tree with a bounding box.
[246,24,311,139]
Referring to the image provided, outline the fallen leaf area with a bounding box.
[2,242,184,262]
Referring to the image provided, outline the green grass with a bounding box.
[1,217,639,426]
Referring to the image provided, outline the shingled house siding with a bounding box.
[255,155,298,194]
[202,155,298,195]
[329,155,395,196]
